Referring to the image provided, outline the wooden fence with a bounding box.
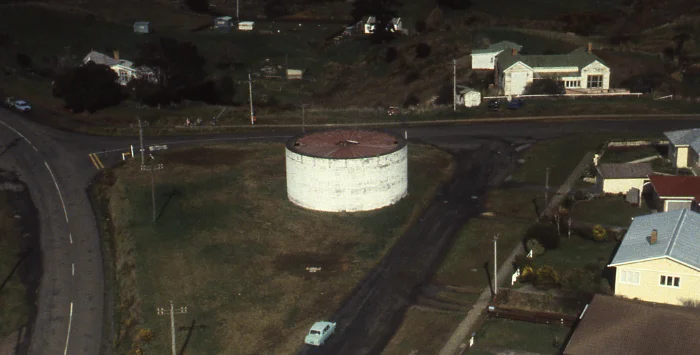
[487,306,578,327]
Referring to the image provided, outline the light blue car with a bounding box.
[304,321,336,346]
[14,100,31,112]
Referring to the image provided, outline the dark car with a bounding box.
[487,99,501,111]
[507,98,525,110]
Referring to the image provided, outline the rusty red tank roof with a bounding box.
[288,130,405,159]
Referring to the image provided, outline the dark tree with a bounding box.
[218,75,235,103]
[16,53,32,68]
[127,78,175,107]
[264,0,290,18]
[525,223,560,250]
[415,42,431,58]
[385,47,398,63]
[403,94,419,108]
[185,0,209,13]
[437,0,471,10]
[414,20,426,33]
[351,0,400,43]
[52,62,124,113]
[134,37,206,92]
[524,79,565,95]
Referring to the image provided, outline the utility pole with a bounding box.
[493,233,499,297]
[452,58,457,112]
[248,71,255,125]
[142,163,164,222]
[157,300,188,355]
[236,0,239,22]
[138,118,145,167]
[301,104,307,134]
[545,167,550,208]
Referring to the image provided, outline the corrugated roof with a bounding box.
[597,162,652,179]
[649,175,700,200]
[471,40,522,54]
[457,85,478,94]
[564,294,700,355]
[288,130,404,159]
[664,129,700,152]
[609,209,700,270]
[497,47,606,72]
[83,51,120,67]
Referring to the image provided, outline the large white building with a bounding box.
[470,41,522,70]
[495,44,610,96]
[82,50,156,86]
[285,130,408,212]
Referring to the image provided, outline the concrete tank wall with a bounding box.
[285,145,408,212]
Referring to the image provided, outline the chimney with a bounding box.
[587,42,592,54]
[650,229,658,245]
[511,48,518,56]
[113,49,120,61]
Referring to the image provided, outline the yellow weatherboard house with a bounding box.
[609,209,700,306]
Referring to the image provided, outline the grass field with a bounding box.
[381,307,464,355]
[470,318,571,354]
[600,146,660,163]
[484,188,541,220]
[528,234,618,272]
[98,142,454,354]
[571,195,651,227]
[434,218,531,289]
[0,191,28,338]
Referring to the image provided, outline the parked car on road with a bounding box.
[387,106,400,116]
[507,98,525,110]
[13,100,31,112]
[304,321,336,346]
[487,99,501,111]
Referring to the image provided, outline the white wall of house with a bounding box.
[581,61,610,91]
[471,52,500,70]
[614,258,700,306]
[502,63,533,96]
[664,199,694,211]
[599,177,647,195]
[670,144,690,168]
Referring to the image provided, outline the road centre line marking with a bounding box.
[69,233,73,244]
[63,302,73,355]
[88,153,99,169]
[71,263,74,276]
[94,154,105,169]
[44,161,69,223]
[88,153,104,169]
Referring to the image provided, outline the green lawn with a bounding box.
[382,307,464,355]
[572,195,651,227]
[0,191,29,338]
[601,146,660,163]
[100,142,454,355]
[528,235,617,272]
[472,0,624,19]
[434,218,530,289]
[470,318,571,355]
[478,28,578,53]
[485,189,540,220]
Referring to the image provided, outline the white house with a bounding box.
[364,16,402,34]
[82,50,156,86]
[596,162,652,204]
[495,43,611,96]
[664,129,700,169]
[456,86,481,107]
[470,41,522,70]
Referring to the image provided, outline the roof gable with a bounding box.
[664,129,700,151]
[472,40,522,54]
[497,47,607,72]
[649,175,700,200]
[83,51,120,67]
[610,209,700,270]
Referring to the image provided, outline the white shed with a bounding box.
[457,86,481,107]
[597,163,652,202]
[470,41,522,70]
[238,21,254,31]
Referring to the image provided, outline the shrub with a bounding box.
[414,20,427,33]
[519,265,535,283]
[385,47,398,63]
[534,265,560,289]
[524,79,565,95]
[403,94,420,108]
[135,328,154,343]
[526,239,545,257]
[561,268,598,293]
[514,254,532,269]
[425,7,444,31]
[404,71,420,84]
[592,225,607,242]
[525,223,560,250]
[415,43,431,58]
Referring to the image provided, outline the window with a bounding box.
[660,275,680,287]
[564,80,581,88]
[620,270,640,285]
[587,75,603,88]
[490,57,494,63]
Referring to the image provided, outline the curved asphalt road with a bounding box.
[2,109,700,355]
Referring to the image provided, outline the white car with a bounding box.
[304,321,336,346]
[14,100,31,112]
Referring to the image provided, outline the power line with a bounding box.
[453,58,457,112]
[157,300,188,355]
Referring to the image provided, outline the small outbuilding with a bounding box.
[596,162,652,202]
[238,21,254,31]
[648,174,700,212]
[286,69,303,80]
[134,21,150,34]
[456,86,481,107]
[215,16,233,32]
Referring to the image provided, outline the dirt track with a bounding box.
[298,139,516,355]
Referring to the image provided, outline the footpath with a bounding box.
[437,152,594,355]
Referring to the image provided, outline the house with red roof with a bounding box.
[648,175,700,212]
